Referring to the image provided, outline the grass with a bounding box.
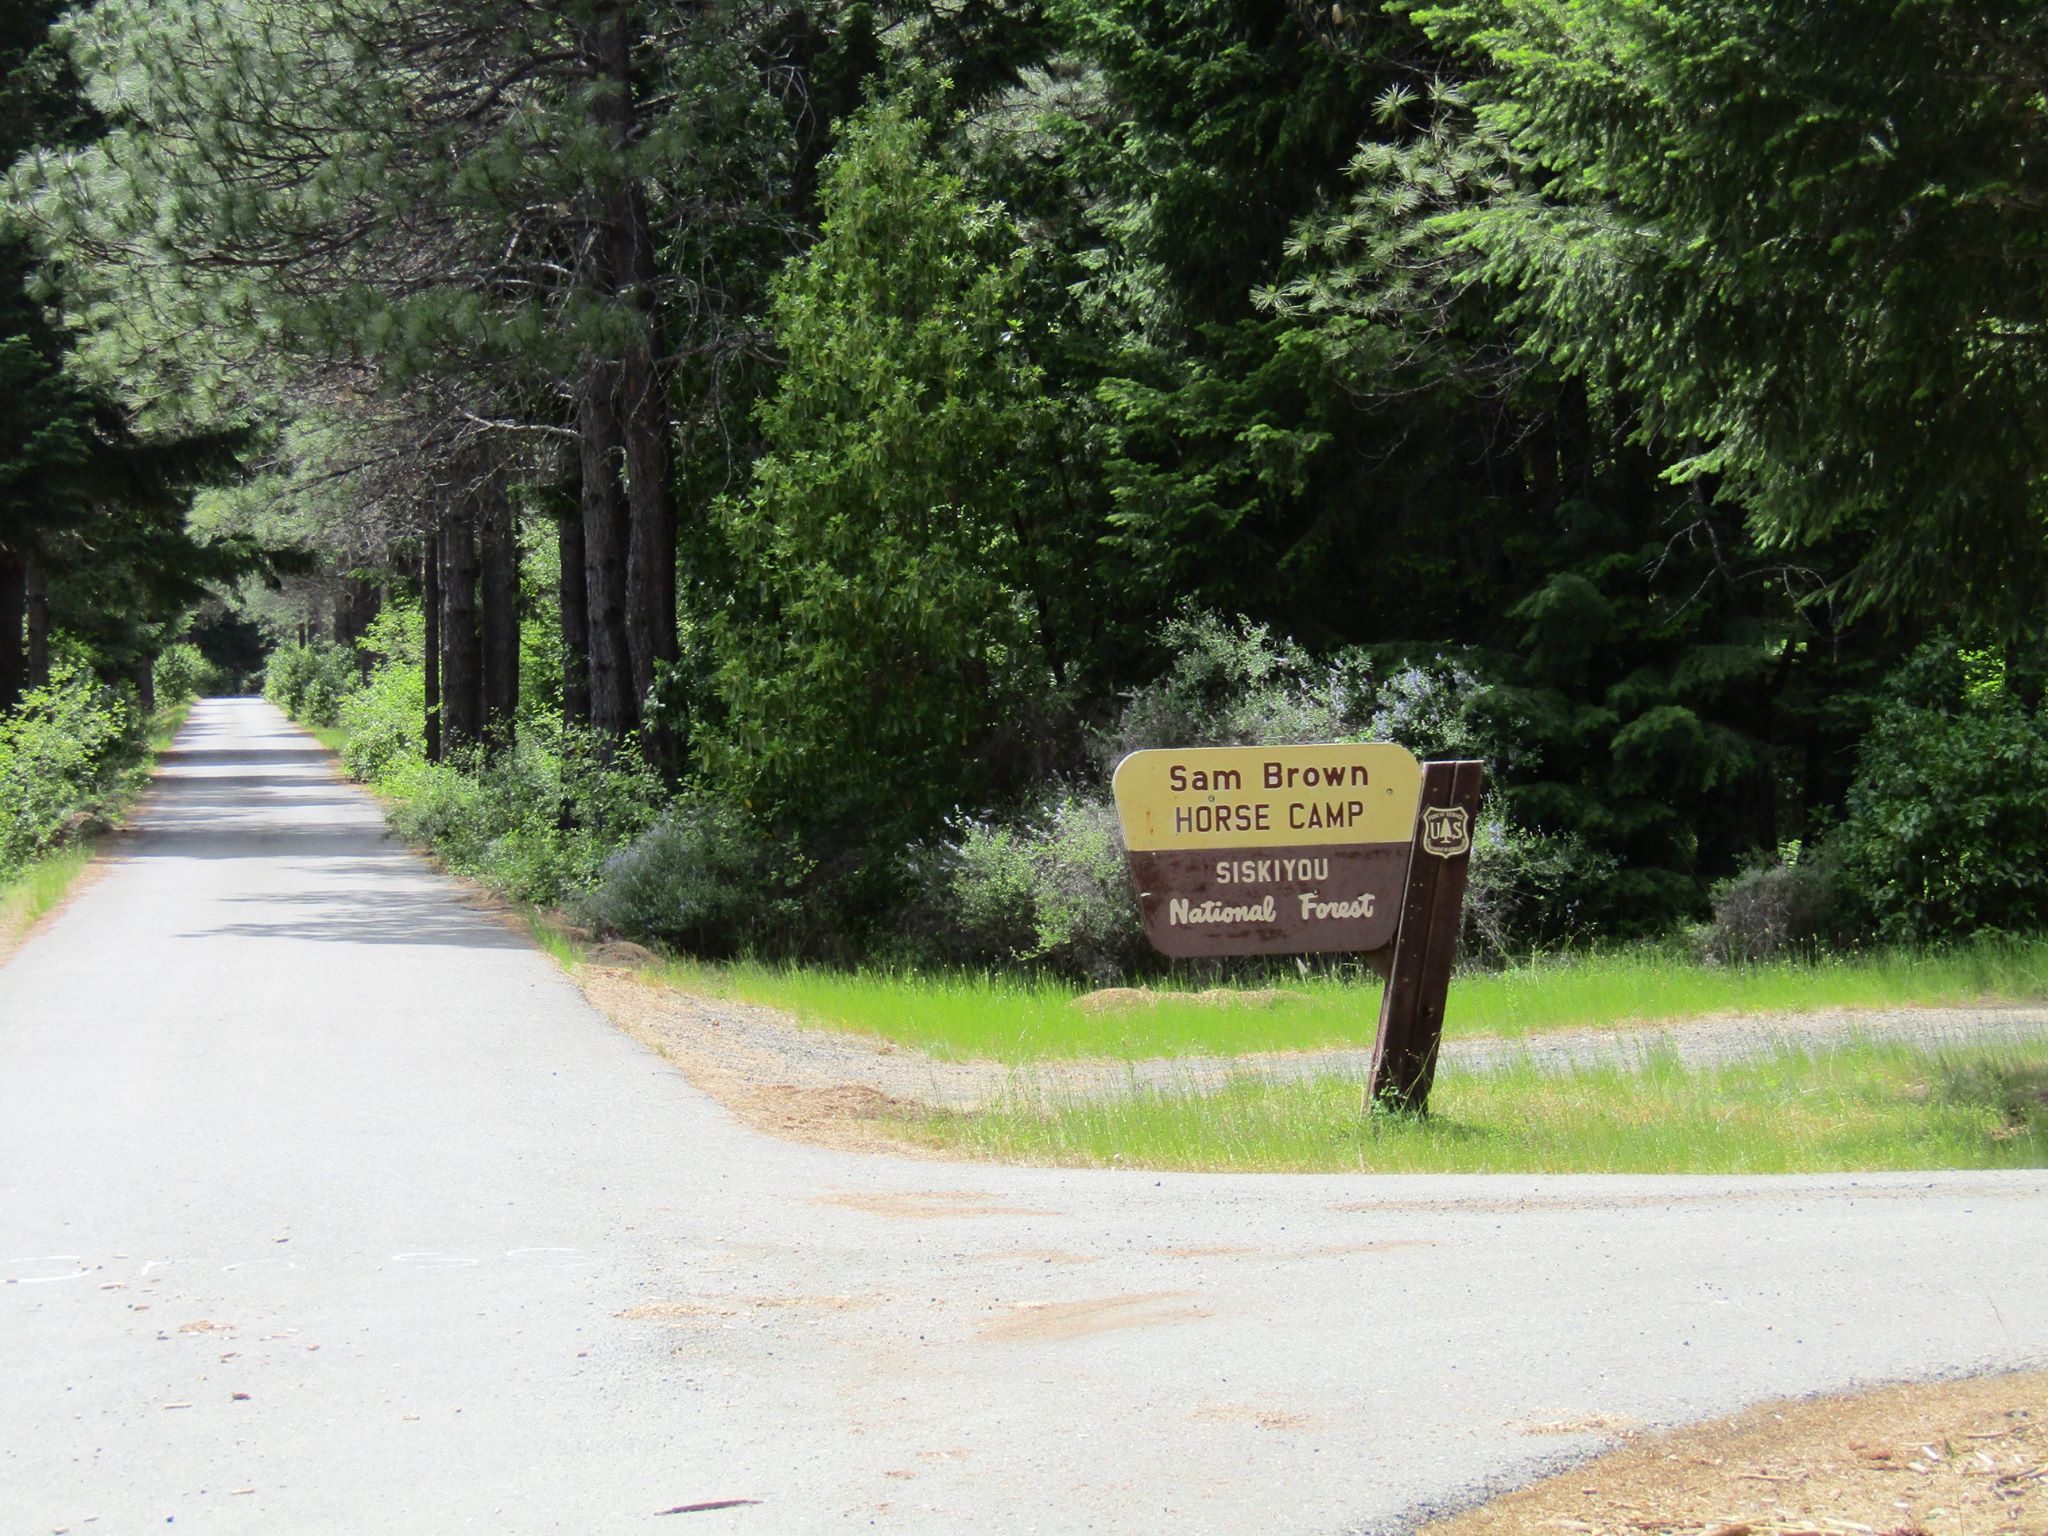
[148,700,194,753]
[0,844,98,954]
[527,911,582,970]
[1,700,196,958]
[651,934,2048,1065]
[901,1041,2048,1173]
[303,723,347,756]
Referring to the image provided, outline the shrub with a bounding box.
[914,794,1150,979]
[1461,798,1616,964]
[1099,610,1492,770]
[381,715,665,905]
[1837,642,2048,942]
[152,643,220,704]
[334,607,426,781]
[1698,846,1850,963]
[579,795,804,956]
[264,640,355,726]
[0,660,138,875]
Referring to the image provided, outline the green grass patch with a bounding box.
[1453,938,2048,1036]
[653,934,2048,1065]
[147,700,194,754]
[303,724,347,756]
[527,910,582,971]
[903,1042,2048,1173]
[0,844,97,950]
[654,957,1387,1062]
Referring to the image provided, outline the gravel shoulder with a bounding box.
[1422,1366,2047,1536]
[573,963,2048,1128]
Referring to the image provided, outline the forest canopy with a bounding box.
[3,0,2040,968]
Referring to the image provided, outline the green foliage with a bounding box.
[1001,0,1420,632]
[707,90,1074,848]
[377,717,665,906]
[578,797,806,958]
[151,642,219,704]
[334,604,423,781]
[1461,795,1613,963]
[917,795,1148,979]
[0,657,136,874]
[1393,0,2048,637]
[1838,644,2048,943]
[30,0,790,414]
[1701,847,1850,965]
[14,0,2040,974]
[263,640,354,728]
[1098,608,1488,766]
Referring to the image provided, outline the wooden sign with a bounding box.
[1112,744,1422,958]
[1112,744,1484,1114]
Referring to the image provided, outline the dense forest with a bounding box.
[3,0,2045,974]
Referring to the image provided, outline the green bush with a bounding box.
[1462,798,1616,964]
[914,794,1150,979]
[334,607,424,781]
[1698,846,1850,963]
[152,643,221,704]
[1837,642,2048,942]
[0,660,139,875]
[1099,610,1492,769]
[380,715,664,904]
[578,795,805,956]
[264,640,356,726]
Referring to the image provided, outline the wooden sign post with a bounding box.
[1368,758,1485,1113]
[1112,745,1484,1116]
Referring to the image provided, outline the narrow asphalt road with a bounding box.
[3,698,2044,1536]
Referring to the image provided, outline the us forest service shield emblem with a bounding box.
[1421,805,1471,859]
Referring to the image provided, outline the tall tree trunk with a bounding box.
[422,544,442,763]
[0,551,25,714]
[134,654,156,717]
[439,502,484,754]
[583,5,673,759]
[23,553,48,691]
[578,361,636,742]
[333,575,378,677]
[614,180,677,754]
[478,476,520,754]
[558,498,591,728]
[621,331,677,764]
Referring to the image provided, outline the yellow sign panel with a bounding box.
[1112,744,1422,852]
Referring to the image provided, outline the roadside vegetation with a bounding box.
[646,935,2048,1065]
[0,645,211,950]
[904,1043,2048,1174]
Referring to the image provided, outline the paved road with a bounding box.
[3,698,2044,1536]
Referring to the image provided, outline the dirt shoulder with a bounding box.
[1425,1368,2046,1536]
[579,964,941,1156]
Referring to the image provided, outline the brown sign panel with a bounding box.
[1113,744,1424,960]
[1125,844,1409,958]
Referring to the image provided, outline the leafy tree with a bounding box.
[1839,642,2048,941]
[26,0,791,747]
[1,0,257,709]
[1396,0,2048,637]
[706,92,1079,850]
